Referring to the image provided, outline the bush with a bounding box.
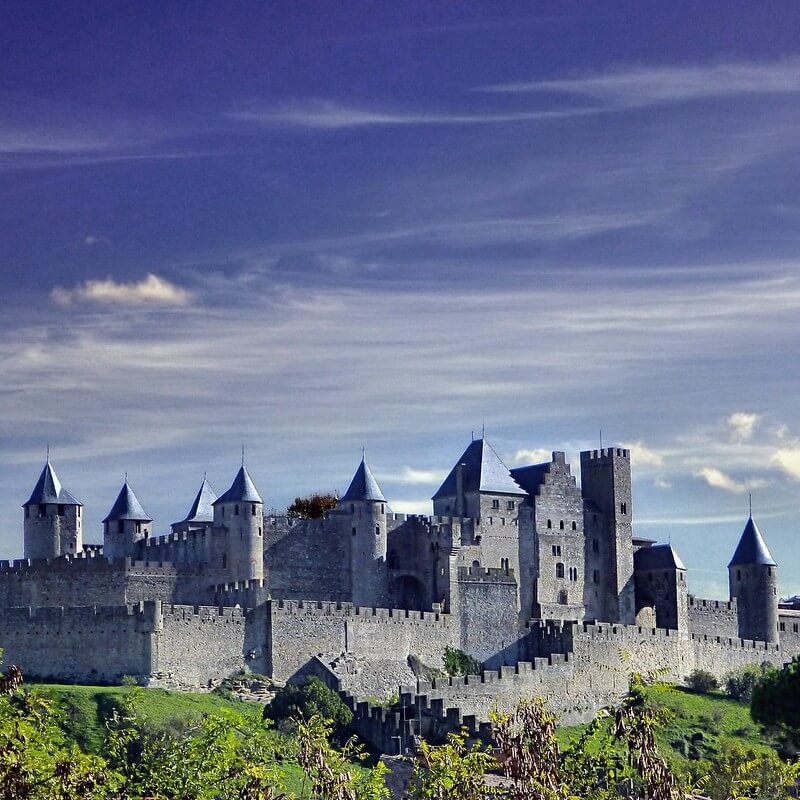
[686,669,719,693]
[725,662,771,702]
[443,647,482,677]
[264,677,353,742]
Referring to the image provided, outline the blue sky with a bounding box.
[2,2,800,599]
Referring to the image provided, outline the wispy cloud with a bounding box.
[623,441,664,467]
[727,412,761,441]
[478,59,800,108]
[228,100,590,130]
[512,448,552,465]
[51,274,194,307]
[696,466,768,494]
[378,466,447,485]
[772,447,800,480]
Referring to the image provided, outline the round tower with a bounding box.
[728,516,778,643]
[103,479,152,560]
[341,457,389,607]
[22,457,83,559]
[212,465,263,582]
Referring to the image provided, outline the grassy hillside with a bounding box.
[558,682,777,769]
[30,683,315,795]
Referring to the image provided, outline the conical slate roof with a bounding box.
[433,438,526,500]
[214,465,262,505]
[23,460,81,507]
[178,476,217,524]
[634,543,686,572]
[728,516,776,567]
[341,458,386,503]
[102,481,152,523]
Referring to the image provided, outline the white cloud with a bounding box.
[727,412,760,441]
[772,447,800,480]
[654,475,672,490]
[696,467,768,494]
[479,59,800,107]
[228,101,585,130]
[51,273,193,307]
[623,441,663,467]
[379,466,447,485]
[512,448,552,465]
[83,235,109,246]
[389,500,431,515]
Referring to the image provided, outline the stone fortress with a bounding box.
[1,438,798,752]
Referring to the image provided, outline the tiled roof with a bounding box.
[433,438,526,500]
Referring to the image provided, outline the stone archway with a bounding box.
[392,574,426,611]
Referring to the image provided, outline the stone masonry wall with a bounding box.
[688,595,739,639]
[0,603,157,683]
[265,600,455,683]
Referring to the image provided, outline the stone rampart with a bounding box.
[266,599,455,683]
[688,595,739,639]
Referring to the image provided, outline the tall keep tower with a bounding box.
[22,458,83,559]
[212,465,264,582]
[580,447,635,624]
[341,457,389,607]
[103,480,152,559]
[728,516,778,643]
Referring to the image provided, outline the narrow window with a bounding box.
[559,520,565,530]
[235,504,239,516]
[58,505,65,517]
[547,519,552,529]
[620,503,627,515]
[258,527,262,536]
[556,562,564,579]
[593,569,600,584]
[558,590,568,605]
[252,504,256,516]
[507,500,515,510]
[381,504,385,514]
[352,527,357,537]
[221,507,225,517]
[492,499,500,509]
[39,504,46,518]
[571,521,577,531]
[737,569,741,580]
[592,539,599,553]
[117,520,123,534]
[780,622,786,632]
[222,553,227,569]
[375,525,380,536]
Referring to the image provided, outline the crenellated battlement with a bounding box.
[691,632,780,653]
[458,565,516,583]
[688,595,737,611]
[161,603,246,621]
[581,447,630,461]
[272,598,447,624]
[0,556,206,577]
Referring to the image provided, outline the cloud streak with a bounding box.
[478,59,800,108]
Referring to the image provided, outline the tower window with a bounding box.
[252,504,257,516]
[558,590,568,605]
[568,566,578,581]
[117,521,123,534]
[559,520,565,530]
[375,525,380,536]
[571,521,577,531]
[593,569,600,584]
[737,570,741,581]
[57,505,65,517]
[39,504,46,518]
[222,554,227,569]
[258,527,262,536]
[547,519,552,529]
[235,504,239,516]
[507,500,515,510]
[492,499,500,509]
[556,562,565,579]
[620,503,627,515]
[552,545,561,557]
[352,527,356,537]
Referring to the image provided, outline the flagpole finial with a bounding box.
[242,444,245,467]
[481,420,485,438]
[46,443,50,462]
[361,445,366,461]
[749,492,753,517]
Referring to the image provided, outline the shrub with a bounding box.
[725,662,771,702]
[686,669,719,693]
[443,646,482,677]
[264,677,353,742]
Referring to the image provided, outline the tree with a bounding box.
[287,493,339,519]
[752,658,800,729]
[265,677,354,742]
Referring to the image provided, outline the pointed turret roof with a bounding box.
[214,465,262,505]
[728,516,776,567]
[102,480,152,523]
[341,458,387,503]
[433,438,526,500]
[634,543,686,572]
[23,459,81,507]
[178,476,217,524]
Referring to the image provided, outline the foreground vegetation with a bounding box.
[5,659,800,798]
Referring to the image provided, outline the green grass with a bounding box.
[557,682,777,769]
